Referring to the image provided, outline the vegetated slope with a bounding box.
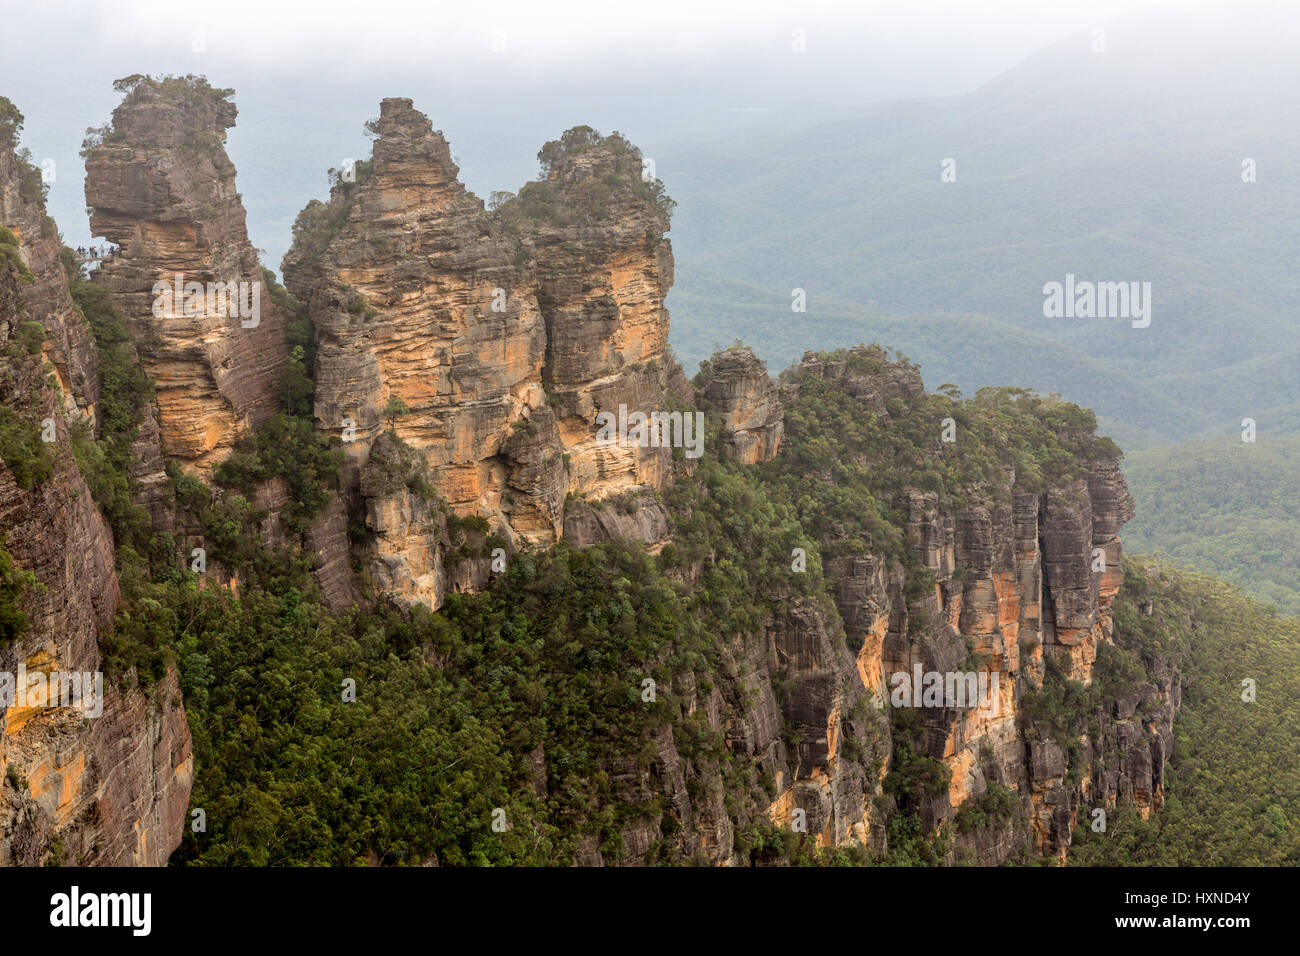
[1120,435,1300,615]
[1070,558,1300,866]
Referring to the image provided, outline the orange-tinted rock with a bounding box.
[284,106,680,609]
[0,166,192,864]
[83,77,289,475]
[777,345,1172,863]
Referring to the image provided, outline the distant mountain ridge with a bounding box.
[660,11,1300,615]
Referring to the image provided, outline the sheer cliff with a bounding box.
[736,346,1168,862]
[0,108,192,865]
[0,137,99,426]
[82,76,289,476]
[282,101,682,610]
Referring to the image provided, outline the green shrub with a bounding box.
[0,405,53,490]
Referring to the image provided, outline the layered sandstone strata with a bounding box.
[511,126,677,498]
[0,159,193,864]
[283,98,553,540]
[284,103,679,608]
[697,345,783,464]
[83,76,288,474]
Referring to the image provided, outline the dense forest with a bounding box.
[1122,435,1300,615]
[1069,559,1300,865]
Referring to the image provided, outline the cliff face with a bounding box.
[0,146,193,864]
[0,144,99,423]
[283,97,554,569]
[697,346,784,464]
[82,77,288,475]
[515,128,677,500]
[746,347,1164,863]
[283,103,679,609]
[565,346,1172,866]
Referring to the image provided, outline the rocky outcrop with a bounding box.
[697,346,783,464]
[283,98,549,532]
[562,490,670,550]
[357,431,447,611]
[741,345,1167,864]
[83,76,289,475]
[3,662,193,866]
[761,599,881,849]
[787,344,926,414]
[0,180,193,864]
[3,82,1178,868]
[515,126,677,499]
[283,104,680,610]
[0,141,99,424]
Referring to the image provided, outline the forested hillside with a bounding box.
[1121,436,1300,615]
[1070,559,1300,865]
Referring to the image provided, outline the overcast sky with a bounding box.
[5,1,1159,82]
[0,0,1261,258]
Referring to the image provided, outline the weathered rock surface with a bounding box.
[284,104,680,610]
[514,344,1156,866]
[756,346,1168,864]
[284,98,549,526]
[83,76,289,475]
[0,144,100,422]
[358,431,447,611]
[0,174,193,865]
[697,346,783,464]
[516,128,677,499]
[562,491,670,550]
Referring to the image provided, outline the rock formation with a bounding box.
[0,126,99,423]
[0,81,1182,868]
[515,125,677,499]
[697,345,783,464]
[747,346,1160,862]
[283,103,680,609]
[575,346,1171,866]
[82,76,289,475]
[0,125,193,864]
